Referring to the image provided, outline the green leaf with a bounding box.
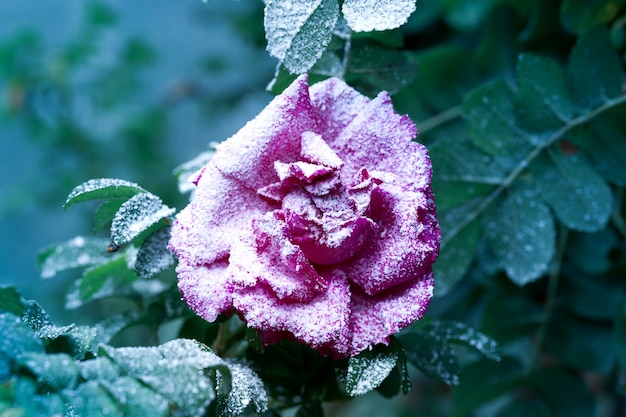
[345,344,399,396]
[566,229,619,275]
[266,63,300,95]
[93,199,125,233]
[452,357,525,417]
[101,377,169,417]
[515,53,576,131]
[545,309,616,373]
[399,319,500,386]
[531,148,612,232]
[560,0,625,34]
[481,290,543,343]
[569,107,626,186]
[399,330,460,385]
[69,380,123,417]
[529,367,596,417]
[64,178,146,209]
[483,182,556,285]
[0,313,44,362]
[11,378,66,417]
[135,226,175,279]
[346,45,417,95]
[342,0,416,31]
[433,214,481,296]
[430,135,511,187]
[78,256,138,302]
[110,193,174,246]
[264,0,339,74]
[568,26,624,108]
[17,353,78,391]
[463,80,534,156]
[100,339,226,417]
[217,361,269,417]
[0,286,25,316]
[38,236,110,279]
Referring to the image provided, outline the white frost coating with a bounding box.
[265,0,339,73]
[342,0,416,32]
[64,178,145,207]
[220,362,269,416]
[111,193,175,246]
[346,351,397,396]
[136,226,175,279]
[40,236,111,279]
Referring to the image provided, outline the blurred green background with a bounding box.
[0,0,275,321]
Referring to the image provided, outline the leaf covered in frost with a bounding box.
[100,339,226,417]
[342,0,416,32]
[264,0,339,74]
[136,226,175,279]
[218,361,268,416]
[345,344,400,396]
[398,319,500,385]
[17,352,78,391]
[64,178,146,209]
[38,236,111,279]
[483,182,556,285]
[111,193,175,246]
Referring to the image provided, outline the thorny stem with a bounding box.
[529,224,568,370]
[417,105,462,134]
[612,187,626,240]
[442,93,626,249]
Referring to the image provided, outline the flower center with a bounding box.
[256,132,378,265]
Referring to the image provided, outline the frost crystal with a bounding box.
[169,75,440,358]
[342,0,416,32]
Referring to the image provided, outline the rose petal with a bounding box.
[343,183,440,295]
[177,260,233,323]
[228,212,327,302]
[234,270,351,357]
[300,131,343,169]
[330,91,431,191]
[347,271,434,356]
[212,75,316,190]
[169,162,272,266]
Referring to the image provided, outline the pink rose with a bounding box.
[169,75,440,358]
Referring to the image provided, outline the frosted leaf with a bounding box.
[345,345,399,396]
[173,148,216,195]
[18,352,78,391]
[342,0,416,32]
[64,178,146,209]
[265,0,339,73]
[136,226,175,279]
[38,236,110,279]
[92,311,142,345]
[102,376,170,417]
[219,362,269,416]
[418,320,500,361]
[111,193,175,246]
[100,339,224,417]
[0,313,44,361]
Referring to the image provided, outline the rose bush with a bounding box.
[168,75,440,358]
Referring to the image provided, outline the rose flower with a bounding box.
[168,75,440,358]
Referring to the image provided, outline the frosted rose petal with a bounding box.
[212,75,316,190]
[234,271,351,357]
[169,163,271,266]
[348,271,434,356]
[177,261,233,323]
[228,213,327,302]
[344,183,440,294]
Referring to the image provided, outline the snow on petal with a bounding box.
[177,261,233,323]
